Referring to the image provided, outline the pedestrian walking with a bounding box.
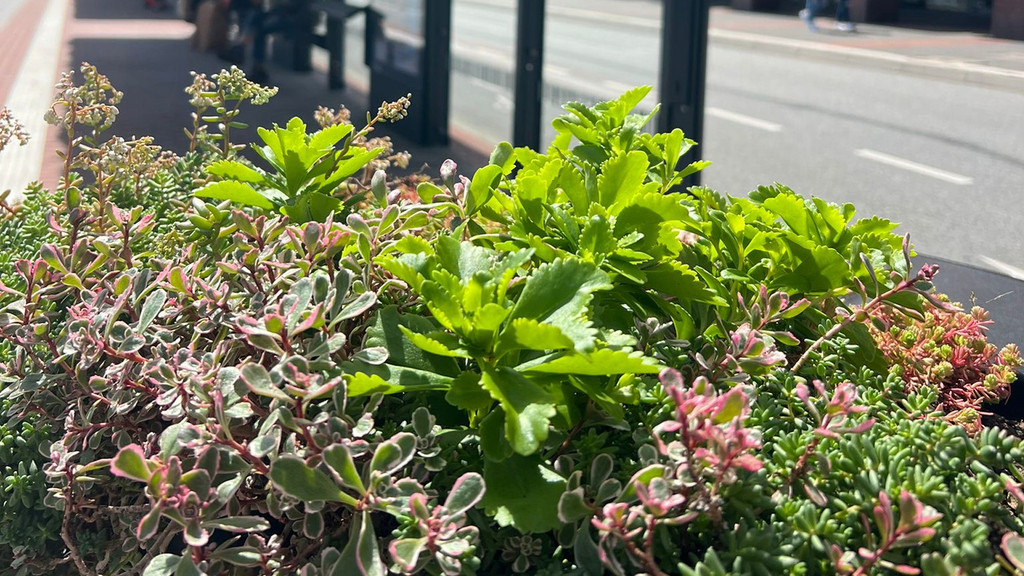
[800,0,856,32]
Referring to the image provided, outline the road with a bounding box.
[333,0,1024,273]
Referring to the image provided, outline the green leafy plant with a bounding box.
[194,95,412,223]
[1,67,1023,576]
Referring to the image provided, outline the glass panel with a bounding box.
[449,0,516,145]
[368,0,425,76]
[541,1,662,147]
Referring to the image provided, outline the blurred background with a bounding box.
[1,0,1022,338]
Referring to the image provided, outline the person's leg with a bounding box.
[800,0,819,30]
[836,0,850,22]
[835,0,856,31]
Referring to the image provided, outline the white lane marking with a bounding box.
[706,106,782,132]
[978,255,1024,281]
[854,149,973,185]
[0,0,68,199]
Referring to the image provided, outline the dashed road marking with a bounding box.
[706,106,783,132]
[854,149,973,185]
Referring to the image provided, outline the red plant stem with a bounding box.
[787,435,822,487]
[615,519,669,576]
[851,531,900,576]
[215,435,269,475]
[791,275,921,375]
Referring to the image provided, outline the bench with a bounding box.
[310,1,366,89]
[270,0,365,90]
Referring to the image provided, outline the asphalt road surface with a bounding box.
[337,0,1024,273]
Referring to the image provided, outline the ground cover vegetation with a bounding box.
[0,63,1021,575]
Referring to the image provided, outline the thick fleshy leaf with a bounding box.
[209,546,263,567]
[174,555,202,576]
[183,518,210,547]
[240,363,291,402]
[467,164,502,215]
[597,150,648,210]
[389,538,428,572]
[333,510,384,576]
[558,487,591,523]
[369,433,417,477]
[143,554,181,576]
[111,444,151,483]
[203,516,271,532]
[1002,533,1024,571]
[495,318,574,357]
[322,443,366,494]
[508,258,610,352]
[136,288,166,332]
[206,159,266,183]
[136,505,162,540]
[269,456,356,505]
[444,472,485,516]
[445,371,491,412]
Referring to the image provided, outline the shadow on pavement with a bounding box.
[68,31,485,172]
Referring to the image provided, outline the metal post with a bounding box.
[423,0,452,146]
[513,0,545,150]
[292,0,314,72]
[658,0,709,187]
[326,4,346,90]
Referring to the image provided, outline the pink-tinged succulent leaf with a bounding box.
[895,528,937,545]
[1001,533,1024,572]
[804,482,828,507]
[389,537,427,573]
[897,490,923,533]
[659,368,685,391]
[731,454,763,473]
[711,388,747,424]
[136,505,162,540]
[813,427,841,440]
[110,444,152,483]
[1005,477,1024,507]
[846,419,876,435]
[184,517,210,547]
[873,492,894,542]
[444,472,485,517]
[892,564,921,575]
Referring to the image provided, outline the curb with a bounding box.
[708,28,1024,93]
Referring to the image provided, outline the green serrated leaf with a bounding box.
[480,366,555,456]
[524,349,661,376]
[195,181,275,210]
[508,258,610,352]
[482,454,565,533]
[495,318,574,358]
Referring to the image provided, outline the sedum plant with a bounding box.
[0,65,1021,576]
